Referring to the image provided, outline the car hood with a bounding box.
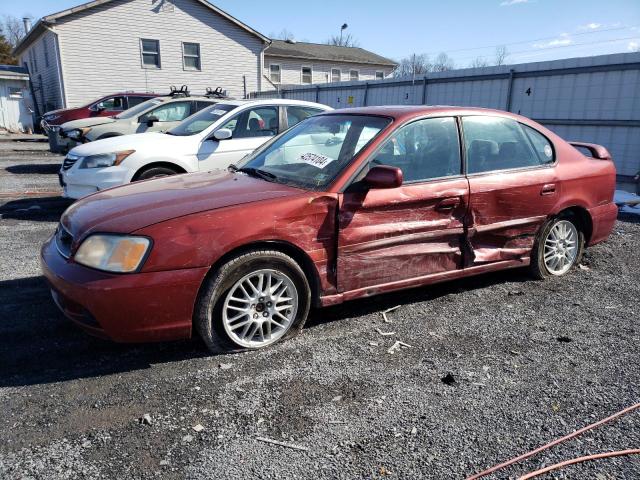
[61,117,117,130]
[69,132,191,156]
[61,170,305,239]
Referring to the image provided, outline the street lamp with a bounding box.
[339,23,348,45]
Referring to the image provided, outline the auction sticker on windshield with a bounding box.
[299,152,334,169]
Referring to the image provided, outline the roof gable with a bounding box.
[266,40,397,67]
[14,0,269,55]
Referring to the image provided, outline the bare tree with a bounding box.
[326,33,359,48]
[2,15,33,47]
[469,57,489,68]
[494,45,509,66]
[269,29,295,41]
[432,52,454,72]
[394,53,432,77]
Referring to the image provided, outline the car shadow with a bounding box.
[5,164,61,175]
[0,196,72,222]
[0,276,208,388]
[0,268,532,388]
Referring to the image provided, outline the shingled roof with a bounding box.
[266,40,397,67]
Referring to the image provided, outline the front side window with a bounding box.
[301,66,312,84]
[141,39,160,68]
[167,103,237,136]
[370,117,461,182]
[220,106,279,138]
[183,42,201,70]
[462,116,549,174]
[96,96,125,111]
[270,64,281,84]
[141,101,191,123]
[331,68,341,82]
[237,114,391,190]
[286,106,325,128]
[350,70,359,81]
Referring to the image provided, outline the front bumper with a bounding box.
[40,234,209,343]
[60,164,132,199]
[47,127,74,154]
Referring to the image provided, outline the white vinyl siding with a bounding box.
[19,30,64,112]
[264,55,394,86]
[182,42,201,71]
[53,0,265,106]
[140,39,161,68]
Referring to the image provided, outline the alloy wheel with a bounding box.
[543,220,579,275]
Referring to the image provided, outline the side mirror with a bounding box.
[363,165,403,189]
[213,128,233,141]
[90,104,104,113]
[145,115,159,127]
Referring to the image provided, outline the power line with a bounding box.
[417,25,637,57]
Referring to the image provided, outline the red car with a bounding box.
[42,92,159,152]
[41,106,618,352]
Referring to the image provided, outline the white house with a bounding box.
[12,0,270,113]
[12,0,397,115]
[264,40,396,88]
[0,66,34,133]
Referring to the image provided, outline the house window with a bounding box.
[301,66,312,84]
[350,70,359,81]
[375,71,384,80]
[331,68,341,83]
[270,64,281,84]
[140,39,161,68]
[182,42,201,70]
[44,41,50,68]
[8,87,23,99]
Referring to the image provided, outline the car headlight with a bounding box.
[79,150,135,169]
[67,127,92,140]
[74,234,151,273]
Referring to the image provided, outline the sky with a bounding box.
[2,0,639,67]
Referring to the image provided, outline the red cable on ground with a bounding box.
[466,402,640,479]
[518,449,640,479]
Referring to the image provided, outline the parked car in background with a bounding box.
[59,92,227,150]
[42,106,618,352]
[42,92,159,153]
[58,99,332,199]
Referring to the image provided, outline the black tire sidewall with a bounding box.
[136,167,178,181]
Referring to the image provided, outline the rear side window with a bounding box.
[370,117,461,182]
[462,116,545,174]
[522,124,555,164]
[128,96,151,108]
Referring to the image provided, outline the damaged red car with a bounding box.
[41,106,618,351]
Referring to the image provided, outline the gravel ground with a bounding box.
[0,137,638,479]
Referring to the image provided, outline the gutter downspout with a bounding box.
[258,40,271,94]
[43,24,68,109]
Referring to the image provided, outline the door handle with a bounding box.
[541,184,556,195]
[435,197,461,211]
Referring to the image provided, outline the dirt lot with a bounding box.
[0,135,639,479]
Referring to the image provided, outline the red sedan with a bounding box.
[41,106,618,351]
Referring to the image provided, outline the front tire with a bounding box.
[530,216,584,279]
[195,250,311,353]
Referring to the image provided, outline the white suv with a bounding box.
[59,99,332,199]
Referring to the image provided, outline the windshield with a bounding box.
[115,98,163,119]
[236,114,391,190]
[168,103,237,136]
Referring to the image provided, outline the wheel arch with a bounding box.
[131,161,188,181]
[199,240,323,309]
[555,205,593,244]
[96,132,123,140]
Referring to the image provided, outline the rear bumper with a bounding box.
[40,235,209,343]
[588,202,618,246]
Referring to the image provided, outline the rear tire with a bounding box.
[530,215,584,279]
[195,250,311,353]
[134,166,179,181]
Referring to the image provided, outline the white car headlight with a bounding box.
[79,150,135,169]
[74,234,151,273]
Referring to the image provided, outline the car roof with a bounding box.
[323,105,527,122]
[211,98,333,109]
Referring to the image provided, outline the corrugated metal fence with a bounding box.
[251,52,640,177]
